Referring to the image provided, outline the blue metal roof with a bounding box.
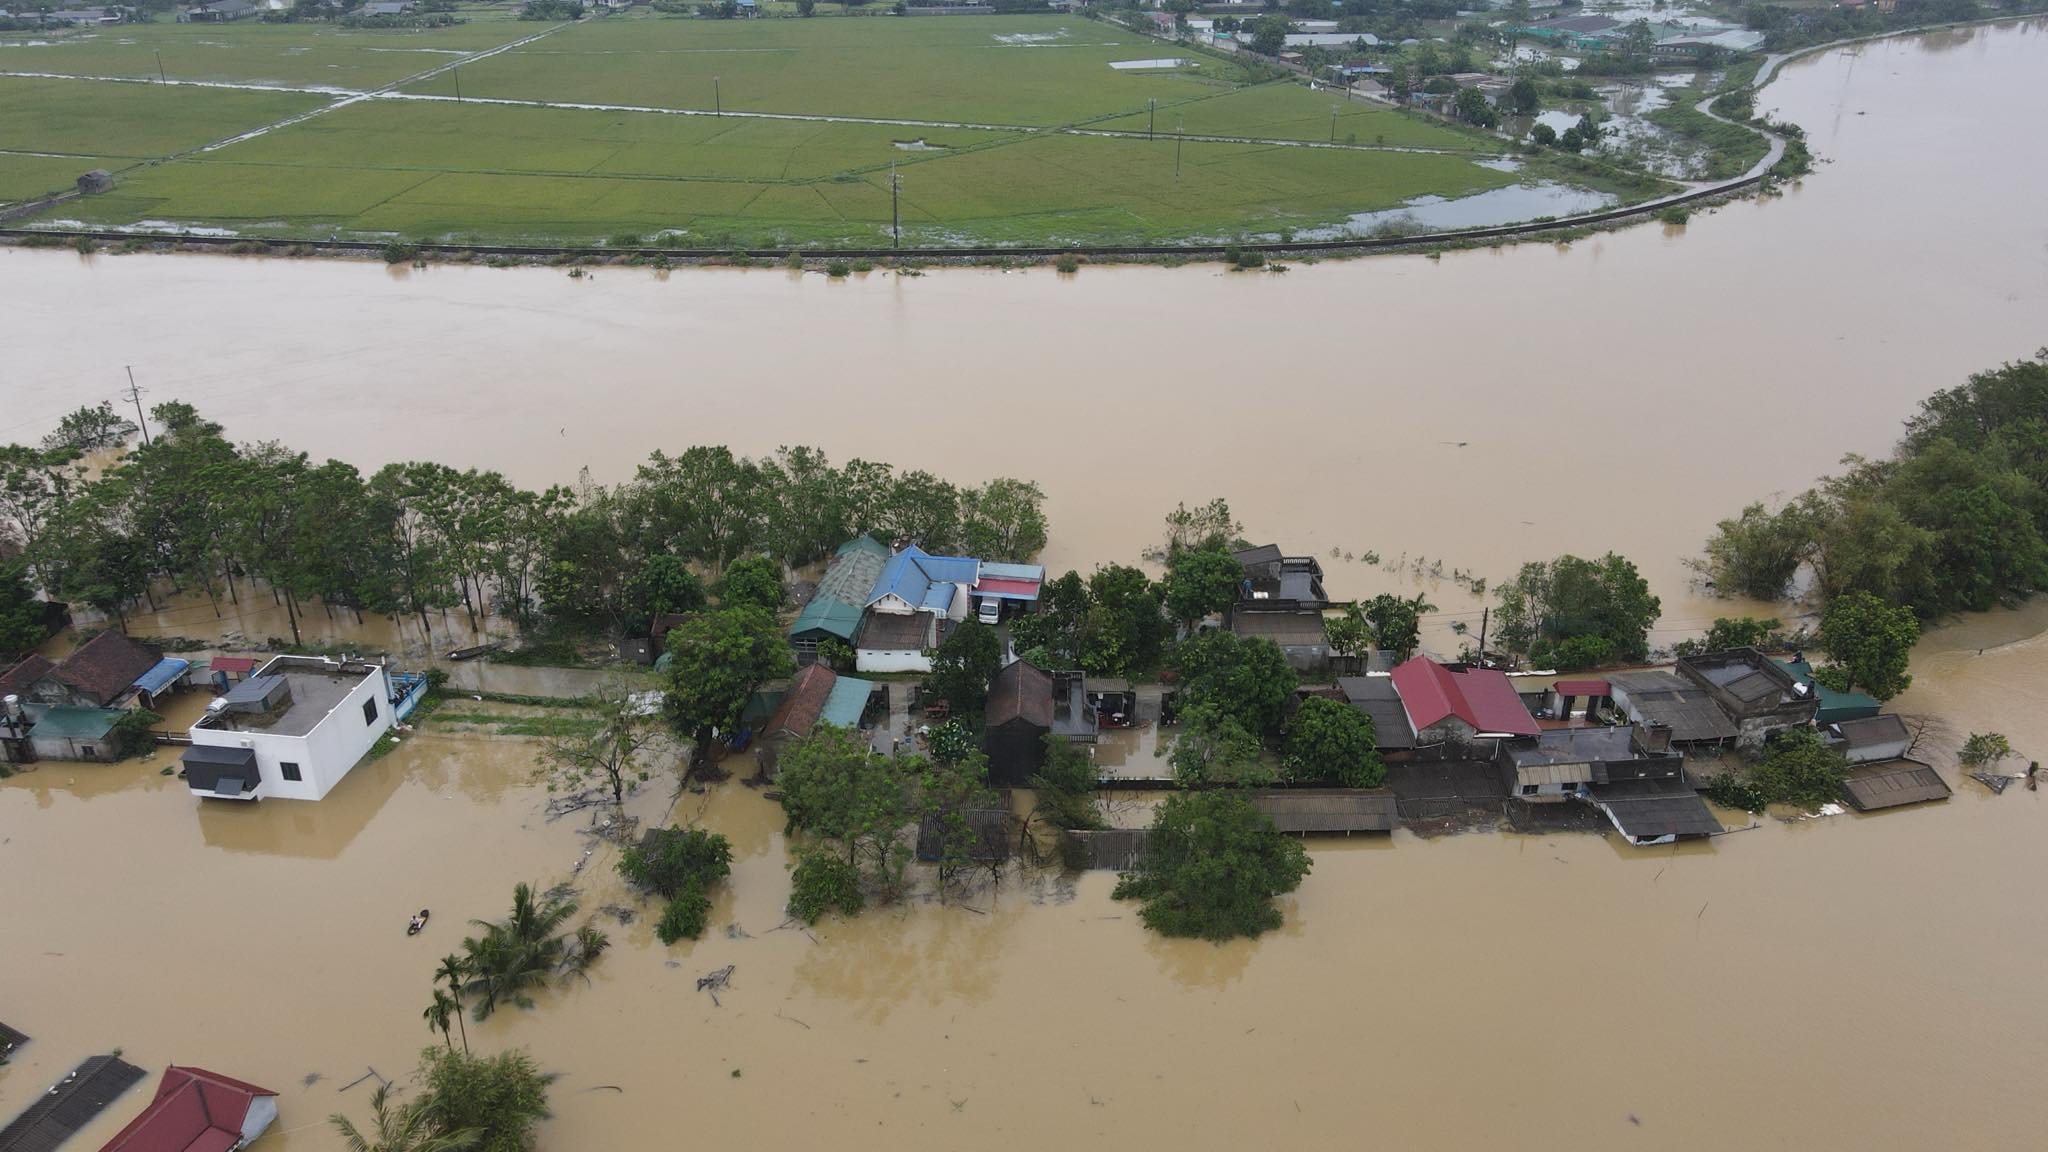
[866,544,980,610]
[132,657,190,696]
[819,676,875,728]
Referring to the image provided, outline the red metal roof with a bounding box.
[762,663,836,740]
[207,656,258,675]
[973,576,1040,598]
[100,1067,276,1152]
[1390,657,1539,737]
[1552,679,1610,697]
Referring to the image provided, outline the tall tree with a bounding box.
[927,620,1003,716]
[1495,553,1661,664]
[1168,629,1297,736]
[959,477,1049,561]
[1282,697,1383,787]
[1113,791,1310,941]
[1160,544,1243,632]
[539,676,667,813]
[1814,591,1919,700]
[661,607,792,753]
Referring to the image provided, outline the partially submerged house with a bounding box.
[99,1066,279,1152]
[1226,544,1330,672]
[755,663,879,777]
[983,661,1095,787]
[1675,648,1819,748]
[1544,678,1612,721]
[1336,676,1418,755]
[1388,656,1539,752]
[1777,656,1881,724]
[1227,609,1331,674]
[1827,714,1911,763]
[4,701,124,763]
[6,629,161,710]
[1838,757,1952,812]
[1496,724,1680,801]
[788,534,890,665]
[181,656,425,801]
[1252,789,1399,835]
[1606,669,1740,746]
[0,1053,144,1152]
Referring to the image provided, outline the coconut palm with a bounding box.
[423,991,457,1052]
[459,883,579,1020]
[434,954,471,1054]
[330,1083,479,1152]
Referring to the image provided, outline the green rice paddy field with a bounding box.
[1,12,1535,248]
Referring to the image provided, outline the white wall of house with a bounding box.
[242,1096,280,1143]
[857,648,931,674]
[189,666,392,801]
[871,593,917,615]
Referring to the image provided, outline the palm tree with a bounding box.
[423,991,456,1052]
[330,1083,480,1152]
[460,883,580,1020]
[434,954,471,1054]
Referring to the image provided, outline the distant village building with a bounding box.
[1227,544,1330,673]
[183,0,255,21]
[180,656,425,801]
[99,1066,279,1152]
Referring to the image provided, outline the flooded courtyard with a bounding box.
[4,18,2048,1152]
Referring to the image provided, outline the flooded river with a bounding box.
[3,20,2048,1152]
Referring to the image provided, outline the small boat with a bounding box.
[407,909,430,936]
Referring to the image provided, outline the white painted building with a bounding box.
[180,656,411,801]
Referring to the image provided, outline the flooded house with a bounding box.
[1336,676,1419,756]
[0,1053,144,1152]
[1228,545,1331,672]
[787,534,891,666]
[1836,757,1952,813]
[1605,669,1741,747]
[983,661,1095,787]
[0,631,171,765]
[178,656,424,801]
[1387,656,1540,753]
[2,629,160,711]
[99,1066,278,1152]
[854,544,979,673]
[1251,789,1399,835]
[754,662,881,777]
[1827,714,1912,764]
[1542,678,1612,721]
[1777,656,1881,724]
[1497,725,1720,844]
[1675,648,1820,748]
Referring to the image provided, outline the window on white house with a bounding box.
[362,698,379,725]
[281,761,302,782]
[1520,783,1539,796]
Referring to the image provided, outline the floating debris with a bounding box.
[696,964,735,1006]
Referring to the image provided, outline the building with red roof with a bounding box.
[99,1066,277,1152]
[1389,656,1540,749]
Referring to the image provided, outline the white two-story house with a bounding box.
[180,656,418,801]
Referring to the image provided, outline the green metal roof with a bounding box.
[28,705,124,740]
[819,676,876,728]
[836,534,889,559]
[1777,659,1881,725]
[790,598,864,643]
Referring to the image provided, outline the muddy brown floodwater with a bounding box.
[4,19,2048,1152]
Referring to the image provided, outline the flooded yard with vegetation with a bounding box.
[3,18,2048,1152]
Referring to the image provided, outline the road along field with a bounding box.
[3,12,1578,248]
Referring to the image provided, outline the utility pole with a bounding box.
[1148,97,1156,141]
[154,50,165,85]
[1477,606,1489,664]
[1175,120,1183,180]
[453,67,461,103]
[890,163,900,250]
[123,367,151,448]
[713,76,721,117]
[1330,104,1339,144]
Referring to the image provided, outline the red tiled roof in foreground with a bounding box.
[1390,657,1540,738]
[53,630,159,707]
[100,1066,276,1152]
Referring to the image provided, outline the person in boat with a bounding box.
[408,909,429,934]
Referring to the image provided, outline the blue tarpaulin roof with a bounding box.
[132,657,190,696]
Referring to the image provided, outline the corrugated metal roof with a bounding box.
[978,562,1045,582]
[1229,610,1328,648]
[1609,671,1740,742]
[789,597,863,642]
[987,660,1053,729]
[1391,657,1539,737]
[762,664,836,739]
[1586,779,1723,839]
[206,655,258,676]
[1552,679,1609,697]
[973,576,1041,599]
[0,1054,145,1152]
[855,610,930,651]
[866,545,978,609]
[1777,658,1881,724]
[132,656,190,696]
[1839,759,1951,811]
[24,705,122,740]
[101,1066,278,1152]
[819,676,875,728]
[1831,714,1910,752]
[1252,789,1399,833]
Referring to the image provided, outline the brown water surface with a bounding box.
[3,21,2048,1152]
